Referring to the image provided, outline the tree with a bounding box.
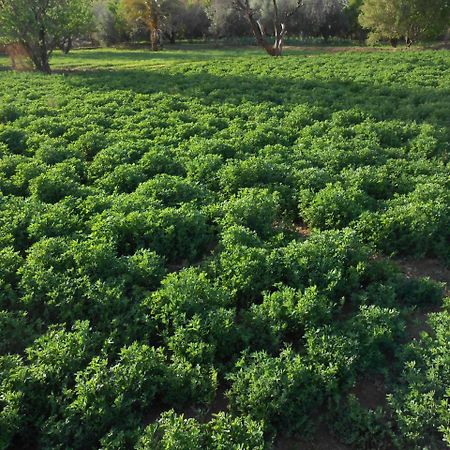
[231,0,304,56]
[407,0,450,41]
[344,0,365,41]
[206,0,249,38]
[206,0,352,54]
[163,0,210,44]
[0,0,94,73]
[359,0,450,46]
[302,0,349,40]
[93,0,128,46]
[120,0,167,50]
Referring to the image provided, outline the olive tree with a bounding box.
[93,0,127,46]
[232,0,304,56]
[359,0,450,46]
[207,0,351,55]
[120,0,168,50]
[0,0,94,73]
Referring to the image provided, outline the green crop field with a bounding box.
[0,47,449,449]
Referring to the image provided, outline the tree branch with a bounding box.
[284,0,304,20]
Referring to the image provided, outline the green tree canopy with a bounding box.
[0,0,94,72]
[359,0,450,45]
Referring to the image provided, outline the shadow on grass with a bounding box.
[53,48,259,65]
[60,64,450,131]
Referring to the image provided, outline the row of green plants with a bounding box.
[0,49,449,449]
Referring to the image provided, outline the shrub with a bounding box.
[221,188,281,239]
[345,305,404,371]
[147,268,232,332]
[0,105,20,123]
[91,204,213,262]
[94,163,146,194]
[139,147,185,178]
[245,285,334,348]
[217,241,280,304]
[282,229,370,299]
[356,182,449,260]
[388,311,450,448]
[29,159,86,203]
[227,348,323,434]
[218,156,290,194]
[88,142,147,181]
[0,246,23,308]
[301,181,374,230]
[330,395,392,449]
[0,311,34,355]
[136,411,266,450]
[46,344,167,448]
[133,174,210,207]
[34,139,81,165]
[184,153,224,190]
[0,126,27,154]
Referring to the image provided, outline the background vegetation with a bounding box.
[0,45,449,449]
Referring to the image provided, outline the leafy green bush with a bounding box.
[221,188,281,239]
[357,181,449,260]
[227,348,323,434]
[282,229,369,299]
[137,411,266,450]
[0,246,22,308]
[147,268,232,332]
[388,310,450,449]
[301,181,374,229]
[216,233,281,303]
[330,395,392,449]
[0,155,45,196]
[0,126,27,154]
[45,343,166,448]
[0,105,20,124]
[0,48,448,450]
[91,204,213,262]
[218,155,291,194]
[244,285,334,348]
[133,174,210,207]
[94,163,146,194]
[29,159,86,203]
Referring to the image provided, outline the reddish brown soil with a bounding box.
[275,423,350,450]
[394,258,450,295]
[351,375,387,410]
[394,257,449,340]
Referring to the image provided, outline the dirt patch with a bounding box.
[275,423,350,450]
[202,386,228,422]
[393,257,448,340]
[285,45,390,54]
[404,307,441,340]
[167,240,218,273]
[394,257,449,295]
[293,223,311,238]
[283,220,311,239]
[351,375,387,410]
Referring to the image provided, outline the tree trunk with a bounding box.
[150,29,159,51]
[61,37,73,54]
[244,8,284,56]
[148,4,159,51]
[33,27,51,73]
[234,0,299,57]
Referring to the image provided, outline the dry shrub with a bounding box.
[6,43,33,71]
